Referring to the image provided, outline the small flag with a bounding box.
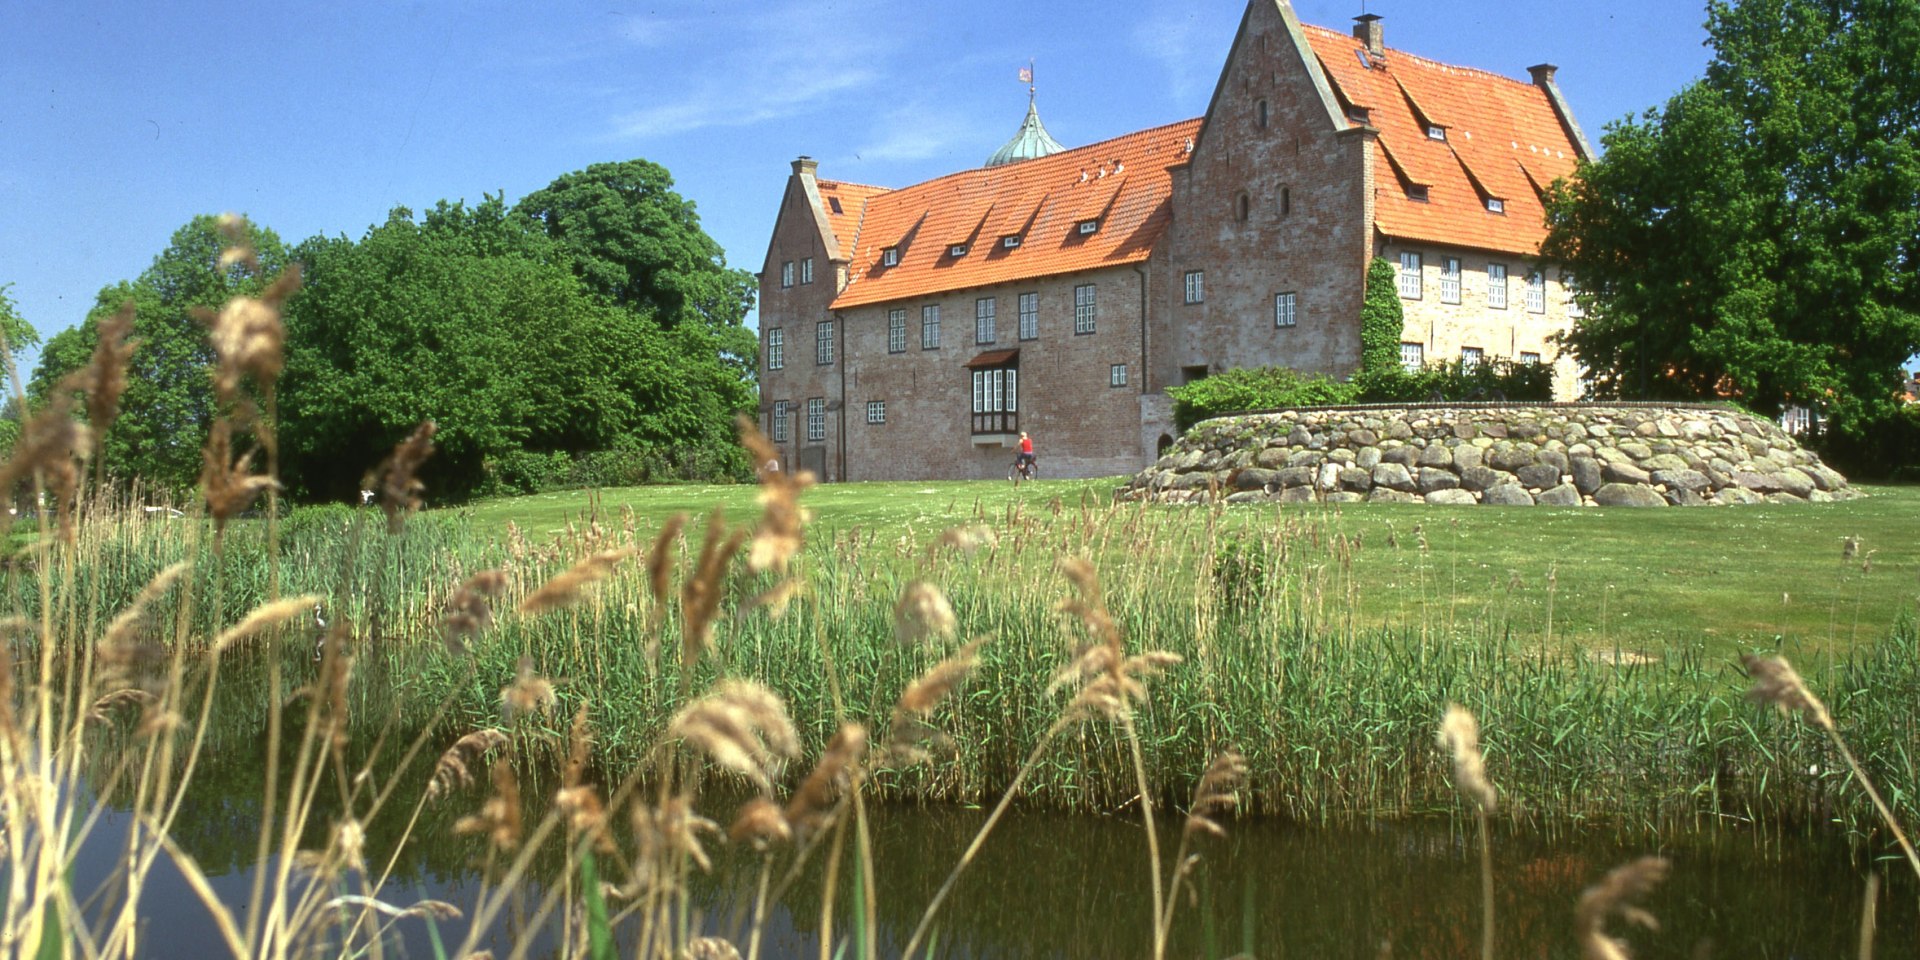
[1018,66,1032,84]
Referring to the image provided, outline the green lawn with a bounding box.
[461,478,1919,660]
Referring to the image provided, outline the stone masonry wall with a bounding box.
[1120,403,1856,507]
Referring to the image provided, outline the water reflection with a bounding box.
[69,753,1915,959]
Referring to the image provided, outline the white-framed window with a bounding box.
[975,298,996,344]
[1526,271,1546,313]
[1520,351,1542,365]
[1018,292,1038,341]
[1461,346,1484,371]
[1398,252,1422,299]
[971,368,1018,415]
[1274,291,1297,328]
[780,261,794,288]
[800,257,814,284]
[771,401,790,442]
[1440,257,1461,304]
[882,247,900,267]
[1184,270,1204,304]
[815,320,834,365]
[1485,198,1505,214]
[1564,272,1585,318]
[949,244,969,258]
[921,305,941,349]
[1400,342,1424,372]
[1001,235,1021,249]
[1078,220,1099,234]
[1073,284,1096,334]
[1487,263,1508,309]
[765,328,784,370]
[887,309,907,354]
[866,400,886,424]
[1427,125,1446,141]
[806,398,825,442]
[1110,363,1128,387]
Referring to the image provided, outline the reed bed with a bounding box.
[3,221,1914,959]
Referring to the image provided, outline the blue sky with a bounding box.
[1,0,1710,364]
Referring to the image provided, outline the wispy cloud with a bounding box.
[604,0,898,141]
[1131,5,1213,105]
[849,103,996,165]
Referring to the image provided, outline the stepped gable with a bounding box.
[830,118,1204,310]
[814,180,891,261]
[1302,24,1583,256]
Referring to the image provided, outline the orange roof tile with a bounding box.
[830,119,1202,310]
[1302,24,1581,257]
[816,180,890,261]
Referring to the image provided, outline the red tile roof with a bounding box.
[816,180,890,261]
[1301,24,1580,257]
[829,119,1203,310]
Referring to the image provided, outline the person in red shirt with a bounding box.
[1015,432,1036,476]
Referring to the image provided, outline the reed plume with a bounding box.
[520,548,636,614]
[454,756,524,852]
[100,561,192,651]
[1437,704,1497,814]
[441,569,508,654]
[681,509,746,664]
[427,729,510,801]
[85,688,157,727]
[892,580,956,645]
[1743,654,1920,879]
[1574,856,1669,960]
[366,420,436,534]
[784,723,867,842]
[1159,749,1247,952]
[647,512,687,610]
[499,658,557,720]
[632,794,721,873]
[80,301,137,455]
[667,679,799,794]
[739,414,813,575]
[728,796,792,850]
[1438,704,1499,960]
[199,416,275,532]
[0,391,89,544]
[927,523,995,557]
[210,594,323,653]
[888,637,986,768]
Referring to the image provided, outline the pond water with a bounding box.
[63,772,1916,959]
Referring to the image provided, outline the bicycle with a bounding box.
[1008,455,1039,485]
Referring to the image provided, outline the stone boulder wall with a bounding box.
[1119,403,1857,507]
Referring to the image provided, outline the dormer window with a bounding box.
[1426,125,1446,141]
[1485,198,1505,214]
[1001,235,1022,249]
[1077,220,1099,235]
[1406,185,1430,202]
[828,197,844,213]
[949,243,969,258]
[882,247,900,267]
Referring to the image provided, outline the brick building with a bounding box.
[756,0,1592,481]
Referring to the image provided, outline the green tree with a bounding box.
[1542,0,1920,423]
[0,283,42,366]
[30,216,288,488]
[514,159,756,329]
[280,200,752,500]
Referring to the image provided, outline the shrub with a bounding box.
[1168,367,1356,431]
[1808,404,1920,482]
[1359,257,1404,376]
[1352,357,1556,404]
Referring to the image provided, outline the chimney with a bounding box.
[1527,64,1559,87]
[1352,13,1383,57]
[791,155,818,177]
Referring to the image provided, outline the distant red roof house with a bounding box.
[757,1,1591,482]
